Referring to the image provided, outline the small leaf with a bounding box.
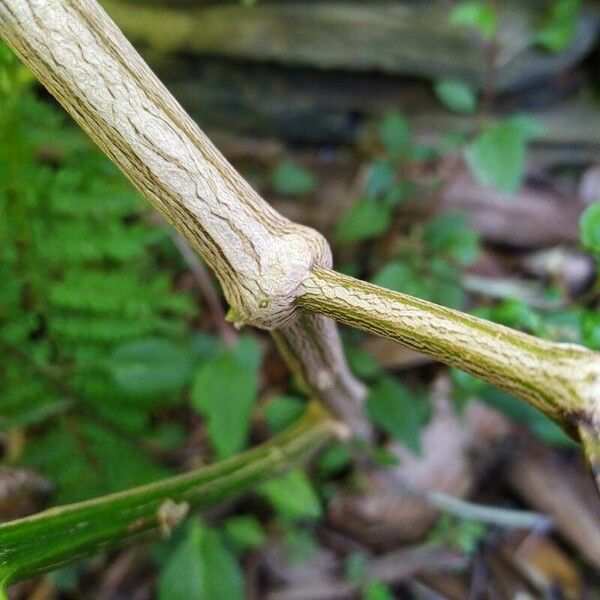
[223,516,267,552]
[191,336,261,458]
[536,0,581,52]
[366,378,424,454]
[158,519,244,600]
[271,160,316,196]
[317,443,352,477]
[372,261,430,300]
[364,161,397,198]
[580,201,600,255]
[259,469,321,520]
[263,395,306,433]
[364,581,394,600]
[378,112,410,157]
[336,197,391,243]
[108,337,193,397]
[434,79,477,114]
[424,213,480,265]
[449,1,497,40]
[465,120,527,194]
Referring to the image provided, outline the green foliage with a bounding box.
[271,159,316,196]
[465,116,543,194]
[108,338,194,397]
[263,395,306,433]
[580,201,600,256]
[158,519,244,600]
[434,79,477,114]
[191,336,262,459]
[258,468,322,520]
[336,197,392,243]
[373,213,480,309]
[449,1,498,40]
[378,112,411,158]
[0,46,197,503]
[363,581,394,600]
[366,377,427,454]
[429,515,486,555]
[536,0,581,52]
[223,515,267,552]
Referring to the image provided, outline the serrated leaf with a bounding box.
[158,519,244,600]
[259,468,321,520]
[191,336,261,458]
[108,337,194,397]
[366,378,424,454]
[336,198,391,243]
[434,79,477,114]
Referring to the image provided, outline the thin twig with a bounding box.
[169,230,237,347]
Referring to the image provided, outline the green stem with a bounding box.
[299,268,600,453]
[0,403,338,586]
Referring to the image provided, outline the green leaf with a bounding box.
[258,468,322,520]
[449,1,497,40]
[378,112,410,157]
[364,161,397,198]
[424,213,480,265]
[223,516,267,552]
[22,420,167,503]
[271,160,316,196]
[366,377,424,454]
[465,119,528,194]
[434,79,477,114]
[317,443,352,477]
[363,581,394,600]
[336,197,391,243]
[372,261,430,300]
[536,0,581,52]
[108,337,194,397]
[158,519,244,600]
[191,336,262,458]
[263,395,306,433]
[580,201,600,255]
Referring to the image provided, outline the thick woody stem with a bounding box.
[0,0,369,434]
[299,268,600,453]
[0,0,328,330]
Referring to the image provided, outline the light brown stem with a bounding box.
[299,268,600,466]
[0,0,369,435]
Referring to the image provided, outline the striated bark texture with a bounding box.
[2,0,600,484]
[0,0,369,435]
[299,267,600,482]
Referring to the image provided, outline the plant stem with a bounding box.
[0,402,340,586]
[0,0,369,436]
[299,267,600,450]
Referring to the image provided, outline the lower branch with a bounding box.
[0,403,339,587]
[299,267,600,484]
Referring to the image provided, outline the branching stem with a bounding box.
[299,267,600,474]
[0,403,339,586]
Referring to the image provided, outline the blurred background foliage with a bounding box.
[2,0,600,598]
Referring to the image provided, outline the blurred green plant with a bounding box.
[0,46,207,503]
